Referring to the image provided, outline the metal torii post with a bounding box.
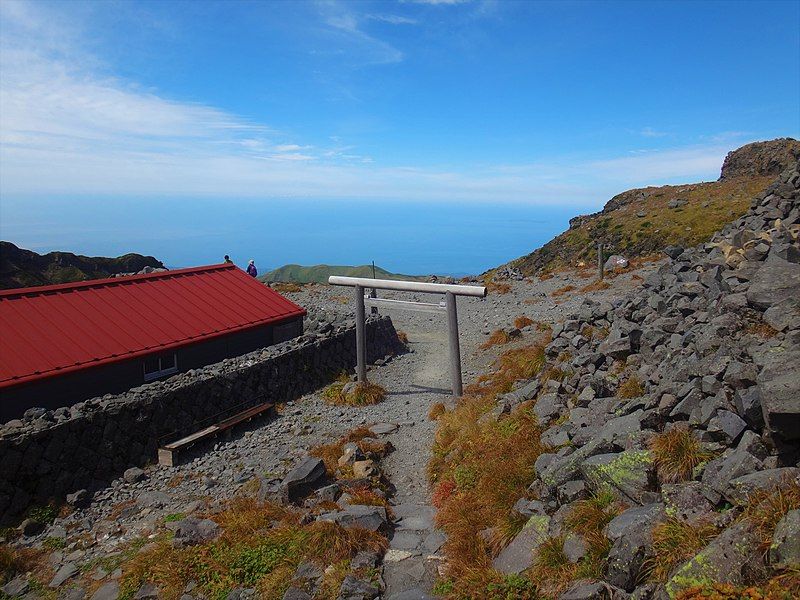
[328,276,487,396]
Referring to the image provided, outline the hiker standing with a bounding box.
[223,255,233,264]
[246,260,258,277]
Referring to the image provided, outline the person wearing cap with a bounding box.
[246,260,258,277]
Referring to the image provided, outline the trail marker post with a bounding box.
[598,242,604,280]
[328,276,487,396]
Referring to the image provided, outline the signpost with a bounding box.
[327,276,487,397]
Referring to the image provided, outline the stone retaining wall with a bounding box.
[0,315,405,525]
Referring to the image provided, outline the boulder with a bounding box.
[581,450,656,504]
[166,517,221,547]
[317,505,388,533]
[664,522,761,599]
[283,588,311,600]
[91,582,120,600]
[66,489,92,508]
[762,297,800,331]
[337,575,379,600]
[123,467,146,484]
[2,577,29,597]
[49,563,78,588]
[282,457,326,501]
[604,255,629,271]
[758,349,800,440]
[746,255,800,309]
[604,505,663,591]
[352,460,378,478]
[559,581,624,599]
[661,483,715,525]
[724,468,800,506]
[769,509,800,568]
[492,514,550,574]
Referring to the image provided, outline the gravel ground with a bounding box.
[9,264,661,599]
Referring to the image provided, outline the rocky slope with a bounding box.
[453,162,800,598]
[505,138,800,277]
[0,242,165,289]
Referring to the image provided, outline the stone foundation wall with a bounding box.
[0,315,405,525]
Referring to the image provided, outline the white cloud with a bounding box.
[639,126,669,138]
[407,0,472,5]
[0,1,747,209]
[366,14,418,25]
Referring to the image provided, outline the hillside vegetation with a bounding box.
[259,263,423,284]
[507,138,800,276]
[0,241,164,290]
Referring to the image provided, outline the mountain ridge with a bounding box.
[259,263,425,284]
[500,137,800,276]
[0,241,165,290]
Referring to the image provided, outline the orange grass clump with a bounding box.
[485,278,512,295]
[428,402,446,421]
[271,282,302,293]
[649,426,714,483]
[396,330,409,345]
[739,476,800,552]
[480,329,512,349]
[645,517,720,582]
[551,284,576,297]
[579,279,611,293]
[119,497,388,600]
[514,316,535,329]
[617,375,645,399]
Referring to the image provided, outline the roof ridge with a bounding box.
[0,263,237,298]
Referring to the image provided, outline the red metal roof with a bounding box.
[0,264,306,388]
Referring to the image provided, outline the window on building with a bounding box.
[143,353,178,381]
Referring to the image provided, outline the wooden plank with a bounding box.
[364,297,447,314]
[217,402,273,430]
[163,424,219,450]
[157,402,273,467]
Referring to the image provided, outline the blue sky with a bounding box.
[0,0,798,272]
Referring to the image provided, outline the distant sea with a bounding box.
[0,198,592,276]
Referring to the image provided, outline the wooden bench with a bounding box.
[157,401,274,467]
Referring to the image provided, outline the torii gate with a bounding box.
[328,276,487,396]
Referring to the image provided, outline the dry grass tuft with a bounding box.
[551,284,576,297]
[119,498,387,600]
[323,376,386,406]
[579,279,611,293]
[514,316,535,329]
[649,426,714,483]
[527,535,577,597]
[0,545,42,585]
[480,329,512,349]
[617,375,645,399]
[538,271,554,281]
[396,330,409,345]
[271,282,302,293]
[428,402,446,421]
[485,278,512,295]
[429,396,545,591]
[675,574,800,600]
[646,517,719,582]
[739,476,800,553]
[745,321,778,339]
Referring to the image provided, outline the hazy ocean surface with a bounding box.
[0,198,592,276]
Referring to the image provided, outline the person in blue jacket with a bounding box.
[246,260,258,277]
